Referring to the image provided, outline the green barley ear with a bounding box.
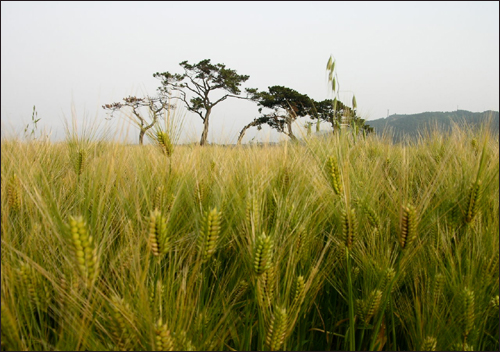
[363,289,382,324]
[342,207,357,250]
[148,209,170,258]
[198,207,221,263]
[1,301,22,351]
[292,275,306,308]
[295,226,309,261]
[194,180,207,205]
[253,233,274,276]
[67,215,99,288]
[7,173,21,212]
[465,181,482,224]
[356,298,366,323]
[153,185,165,211]
[109,295,135,351]
[157,131,174,156]
[489,295,499,312]
[360,201,381,231]
[380,267,396,293]
[461,287,475,341]
[155,319,174,351]
[432,273,445,304]
[73,148,87,176]
[327,156,343,196]
[266,191,277,228]
[258,265,276,307]
[18,262,41,309]
[246,194,261,231]
[231,279,250,305]
[265,306,288,351]
[422,336,437,351]
[399,203,417,250]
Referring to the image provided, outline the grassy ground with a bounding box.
[1,125,498,351]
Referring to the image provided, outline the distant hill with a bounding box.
[367,110,499,142]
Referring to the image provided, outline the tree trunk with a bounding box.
[237,120,260,145]
[200,109,212,146]
[286,117,297,141]
[139,129,145,145]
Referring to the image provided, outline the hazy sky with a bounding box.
[1,1,499,143]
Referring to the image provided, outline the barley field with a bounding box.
[1,124,498,351]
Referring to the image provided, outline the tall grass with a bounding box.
[1,121,498,351]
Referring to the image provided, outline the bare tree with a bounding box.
[102,95,171,145]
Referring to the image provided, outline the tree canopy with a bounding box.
[238,85,372,143]
[153,59,255,146]
[238,86,315,143]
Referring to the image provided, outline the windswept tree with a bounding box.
[238,86,315,144]
[311,99,373,134]
[102,95,171,145]
[153,59,256,146]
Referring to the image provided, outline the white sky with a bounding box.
[1,1,499,144]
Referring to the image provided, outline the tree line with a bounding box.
[103,58,372,146]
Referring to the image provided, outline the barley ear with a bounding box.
[198,207,221,263]
[73,149,87,176]
[155,319,174,351]
[363,289,382,324]
[1,301,23,351]
[67,215,99,288]
[148,209,170,258]
[157,131,174,156]
[328,156,343,196]
[465,181,482,223]
[265,306,288,351]
[292,275,306,308]
[7,173,21,212]
[461,287,475,341]
[109,295,135,351]
[342,207,357,250]
[253,233,274,276]
[399,203,417,249]
[422,336,437,351]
